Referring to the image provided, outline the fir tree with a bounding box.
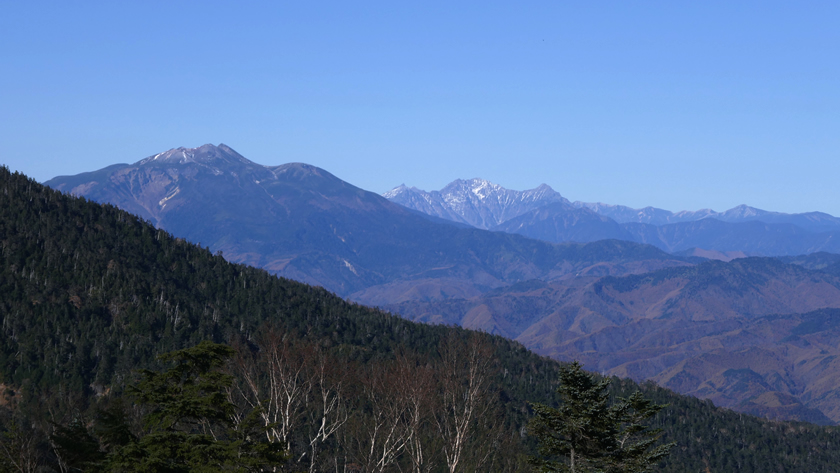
[529,361,673,473]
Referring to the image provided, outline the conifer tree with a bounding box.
[105,341,288,472]
[528,361,673,473]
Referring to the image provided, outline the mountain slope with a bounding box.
[45,145,688,298]
[389,258,840,423]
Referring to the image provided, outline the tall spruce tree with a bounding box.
[528,362,673,473]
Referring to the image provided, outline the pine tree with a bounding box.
[528,362,673,473]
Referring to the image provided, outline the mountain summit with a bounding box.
[384,178,569,229]
[138,143,252,167]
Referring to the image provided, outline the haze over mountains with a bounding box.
[386,180,840,256]
[44,144,840,424]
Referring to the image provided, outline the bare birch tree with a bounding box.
[395,354,436,473]
[232,331,315,448]
[344,361,411,473]
[0,419,43,473]
[304,349,350,473]
[435,333,497,473]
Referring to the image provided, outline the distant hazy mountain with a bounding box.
[383,179,569,229]
[492,202,630,243]
[574,202,840,233]
[386,179,840,256]
[571,202,681,226]
[620,219,840,255]
[46,144,685,298]
[389,257,840,424]
[485,199,840,256]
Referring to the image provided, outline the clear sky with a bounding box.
[1,1,838,214]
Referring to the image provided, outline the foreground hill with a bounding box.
[44,144,689,300]
[4,167,840,470]
[391,258,840,424]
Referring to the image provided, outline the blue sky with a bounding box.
[1,1,838,214]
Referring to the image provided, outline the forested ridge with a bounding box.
[1,166,840,471]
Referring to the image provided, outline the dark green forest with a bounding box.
[1,166,840,471]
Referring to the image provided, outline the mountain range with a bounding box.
[10,165,840,471]
[43,144,840,424]
[45,145,687,299]
[385,180,840,256]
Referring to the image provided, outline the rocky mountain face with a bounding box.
[387,258,840,424]
[383,179,569,229]
[386,180,840,256]
[45,144,686,298]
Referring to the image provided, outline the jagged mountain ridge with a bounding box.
[383,179,570,229]
[386,179,840,256]
[387,179,840,231]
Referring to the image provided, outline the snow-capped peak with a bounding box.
[137,143,254,167]
[382,184,410,199]
[383,178,567,229]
